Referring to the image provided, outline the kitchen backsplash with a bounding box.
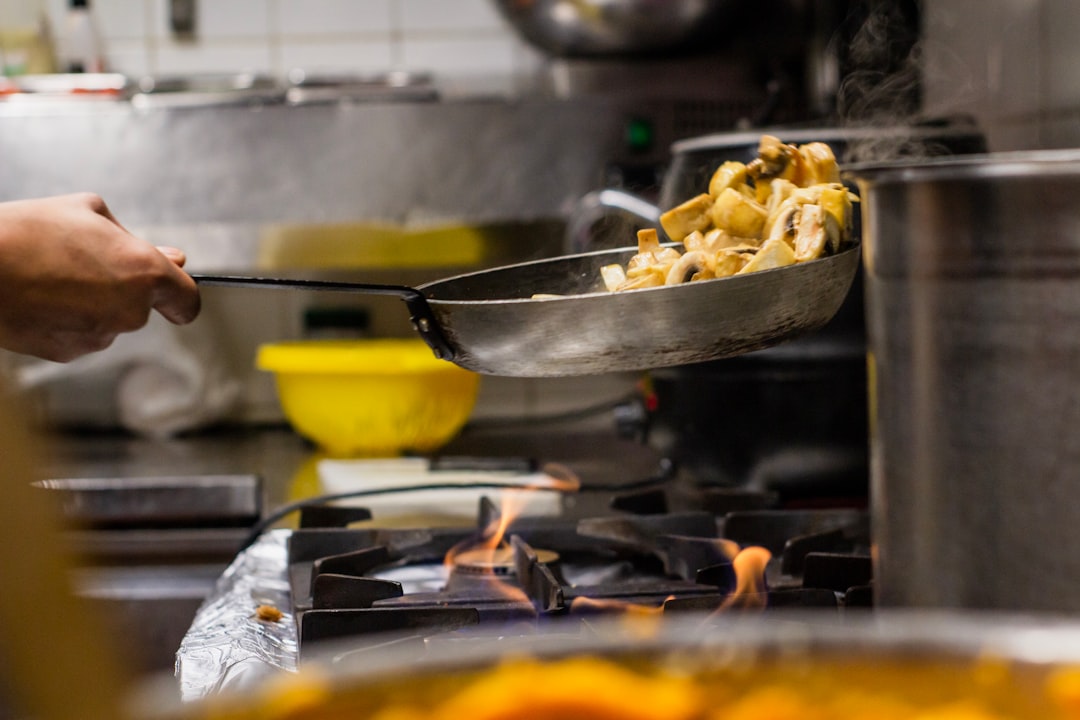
[0,0,543,85]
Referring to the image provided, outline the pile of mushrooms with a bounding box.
[601,135,858,292]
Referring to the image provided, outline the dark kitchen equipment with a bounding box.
[847,149,1080,613]
[190,244,859,377]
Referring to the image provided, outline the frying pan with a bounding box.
[191,244,860,377]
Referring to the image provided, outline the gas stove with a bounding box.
[289,502,870,654]
[176,457,870,698]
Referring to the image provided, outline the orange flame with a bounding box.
[568,596,673,617]
[444,493,530,568]
[538,462,582,493]
[442,464,578,569]
[714,537,742,562]
[440,496,539,605]
[716,545,772,611]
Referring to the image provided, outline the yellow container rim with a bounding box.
[256,339,470,375]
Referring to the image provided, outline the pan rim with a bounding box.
[419,243,862,305]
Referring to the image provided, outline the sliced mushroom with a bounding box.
[600,264,627,292]
[818,185,855,252]
[636,227,661,254]
[709,187,767,239]
[626,229,673,276]
[765,200,800,246]
[793,203,828,262]
[798,142,841,184]
[708,160,750,198]
[702,227,751,252]
[763,178,797,220]
[595,134,856,293]
[664,251,711,285]
[659,194,713,242]
[746,135,802,186]
[682,230,707,253]
[737,238,797,274]
[615,273,665,291]
[712,249,750,277]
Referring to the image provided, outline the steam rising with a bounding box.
[835,2,968,163]
[837,3,921,126]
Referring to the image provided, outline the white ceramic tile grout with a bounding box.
[388,0,405,69]
[7,0,531,81]
[267,0,281,78]
[142,0,156,74]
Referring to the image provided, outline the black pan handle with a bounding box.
[189,274,457,362]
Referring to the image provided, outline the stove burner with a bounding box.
[444,545,561,595]
[451,546,560,577]
[287,488,872,656]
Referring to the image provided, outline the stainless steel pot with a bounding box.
[848,150,1080,612]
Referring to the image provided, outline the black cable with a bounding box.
[239,479,572,552]
[238,466,673,553]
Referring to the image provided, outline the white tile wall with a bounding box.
[154,39,273,75]
[0,0,537,82]
[92,0,148,39]
[278,39,394,75]
[278,0,394,36]
[399,0,506,31]
[152,0,272,39]
[401,35,516,75]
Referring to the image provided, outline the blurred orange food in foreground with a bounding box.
[192,652,1080,720]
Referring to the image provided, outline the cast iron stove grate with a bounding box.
[287,495,871,657]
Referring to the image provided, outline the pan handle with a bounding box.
[566,189,660,253]
[189,274,458,362]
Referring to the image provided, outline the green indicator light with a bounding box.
[625,118,654,151]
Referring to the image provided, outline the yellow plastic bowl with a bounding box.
[256,339,480,457]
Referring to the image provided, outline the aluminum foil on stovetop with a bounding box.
[175,530,295,702]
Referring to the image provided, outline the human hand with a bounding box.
[0,193,201,362]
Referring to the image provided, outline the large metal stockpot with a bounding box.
[848,150,1080,612]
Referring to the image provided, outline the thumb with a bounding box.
[156,246,187,267]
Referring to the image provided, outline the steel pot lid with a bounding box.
[671,122,986,157]
[845,147,1080,184]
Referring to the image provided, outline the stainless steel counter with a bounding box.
[38,426,314,510]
